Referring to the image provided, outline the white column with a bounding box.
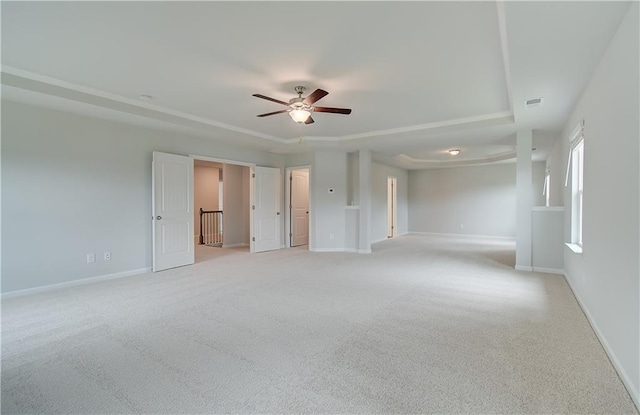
[516,130,533,270]
[358,149,372,253]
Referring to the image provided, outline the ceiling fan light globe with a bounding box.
[289,109,311,123]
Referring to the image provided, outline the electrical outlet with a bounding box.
[330,233,335,240]
[104,252,111,261]
[459,224,464,230]
[86,253,95,264]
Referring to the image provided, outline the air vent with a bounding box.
[525,98,543,108]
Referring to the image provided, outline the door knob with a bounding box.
[276,212,280,215]
[156,216,162,220]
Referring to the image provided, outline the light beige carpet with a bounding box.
[2,234,637,414]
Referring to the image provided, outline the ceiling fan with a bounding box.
[253,86,352,124]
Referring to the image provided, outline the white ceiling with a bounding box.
[1,1,631,169]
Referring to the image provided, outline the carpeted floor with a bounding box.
[1,234,637,414]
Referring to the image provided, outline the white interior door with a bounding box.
[254,166,281,252]
[291,169,309,247]
[152,151,194,271]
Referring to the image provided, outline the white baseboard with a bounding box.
[371,232,409,245]
[222,243,249,249]
[371,237,389,244]
[564,274,640,410]
[515,265,533,272]
[409,231,516,241]
[532,266,564,275]
[343,248,372,254]
[310,248,347,253]
[2,267,152,299]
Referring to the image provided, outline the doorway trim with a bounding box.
[387,176,398,239]
[285,165,312,249]
[190,154,255,167]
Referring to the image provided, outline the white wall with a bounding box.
[531,208,564,272]
[1,100,283,293]
[311,151,347,251]
[222,164,249,247]
[194,164,219,241]
[408,162,544,238]
[347,152,359,206]
[408,164,518,238]
[515,130,533,269]
[284,152,314,168]
[562,3,639,405]
[531,161,546,207]
[371,162,409,243]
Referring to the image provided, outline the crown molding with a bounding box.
[1,66,289,143]
[1,66,514,146]
[396,150,516,169]
[302,111,514,142]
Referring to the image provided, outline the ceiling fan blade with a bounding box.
[304,116,315,124]
[252,94,290,106]
[313,107,352,115]
[303,89,328,105]
[256,109,289,117]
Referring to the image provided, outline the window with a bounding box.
[543,168,551,207]
[572,139,584,245]
[565,121,585,247]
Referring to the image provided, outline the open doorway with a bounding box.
[193,159,251,263]
[286,167,310,248]
[194,160,223,248]
[387,176,397,239]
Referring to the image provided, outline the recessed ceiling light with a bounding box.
[449,149,461,156]
[138,94,153,102]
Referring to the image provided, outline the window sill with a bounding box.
[565,243,583,254]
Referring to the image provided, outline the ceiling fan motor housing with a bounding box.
[290,86,309,109]
[289,97,309,109]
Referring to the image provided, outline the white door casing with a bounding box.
[254,166,281,252]
[291,169,309,247]
[387,176,397,238]
[152,151,194,272]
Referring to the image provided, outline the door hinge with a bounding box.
[252,173,256,178]
[252,237,255,241]
[252,205,255,210]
